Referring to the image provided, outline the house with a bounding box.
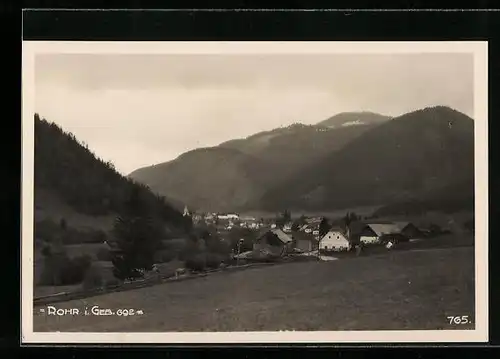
[283,222,293,233]
[298,224,309,232]
[226,213,240,220]
[305,216,323,225]
[359,223,401,244]
[292,232,319,252]
[320,227,351,251]
[191,214,203,224]
[305,217,323,230]
[253,228,293,257]
[393,221,422,239]
[205,213,217,221]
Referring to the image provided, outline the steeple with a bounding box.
[183,205,190,217]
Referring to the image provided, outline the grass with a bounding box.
[35,188,115,232]
[33,246,475,332]
[64,243,108,260]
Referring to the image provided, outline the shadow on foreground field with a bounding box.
[33,246,475,332]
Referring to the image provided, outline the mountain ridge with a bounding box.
[34,114,189,232]
[129,106,474,215]
[129,111,393,211]
[257,105,474,212]
[317,111,392,128]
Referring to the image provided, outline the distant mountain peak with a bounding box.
[317,111,392,128]
[341,120,366,127]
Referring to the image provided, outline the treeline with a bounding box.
[373,197,475,218]
[34,114,190,230]
[373,180,475,218]
[258,106,475,212]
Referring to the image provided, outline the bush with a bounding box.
[205,253,223,269]
[95,230,107,242]
[40,252,92,286]
[154,250,176,263]
[178,239,201,261]
[185,253,207,272]
[464,219,474,233]
[60,254,92,284]
[72,254,92,269]
[35,219,61,243]
[205,236,231,255]
[96,247,112,261]
[105,277,122,288]
[41,244,52,257]
[428,224,443,237]
[82,265,104,291]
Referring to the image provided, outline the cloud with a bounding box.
[35,53,474,175]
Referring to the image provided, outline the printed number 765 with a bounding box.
[447,315,470,325]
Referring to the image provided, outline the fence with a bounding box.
[33,262,279,306]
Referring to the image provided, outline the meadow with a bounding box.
[33,246,475,332]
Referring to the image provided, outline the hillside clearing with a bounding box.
[34,246,475,332]
[35,188,115,232]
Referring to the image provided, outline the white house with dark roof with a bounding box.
[320,227,351,251]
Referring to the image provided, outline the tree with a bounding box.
[292,214,307,231]
[276,209,291,228]
[111,186,164,280]
[283,209,292,223]
[343,212,359,229]
[227,228,255,253]
[319,217,330,238]
[59,218,67,230]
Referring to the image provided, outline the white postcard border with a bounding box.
[21,41,489,344]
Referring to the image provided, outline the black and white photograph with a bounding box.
[21,41,488,343]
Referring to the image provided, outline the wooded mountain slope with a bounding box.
[34,114,188,231]
[258,106,474,212]
[130,112,392,212]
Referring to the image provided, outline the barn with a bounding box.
[253,228,293,257]
[292,232,319,252]
[359,223,401,244]
[393,221,423,239]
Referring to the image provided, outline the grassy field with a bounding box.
[33,246,475,332]
[35,188,115,232]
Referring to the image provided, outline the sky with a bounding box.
[34,52,474,175]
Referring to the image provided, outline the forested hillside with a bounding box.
[259,106,474,212]
[130,147,273,213]
[130,113,390,212]
[34,114,189,230]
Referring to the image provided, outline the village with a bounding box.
[183,205,452,263]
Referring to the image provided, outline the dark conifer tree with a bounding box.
[319,217,330,238]
[111,186,164,280]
